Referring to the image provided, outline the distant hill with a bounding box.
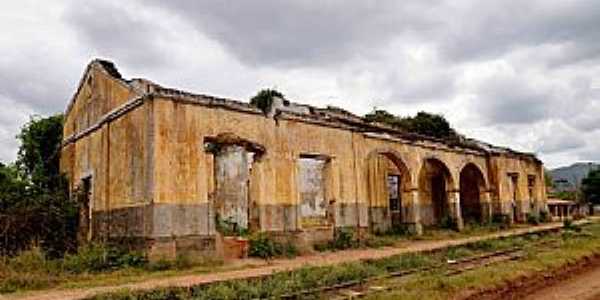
[549,162,600,192]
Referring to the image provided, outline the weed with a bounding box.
[145,258,172,272]
[445,247,474,260]
[332,228,355,250]
[0,272,58,293]
[62,243,114,273]
[440,216,457,230]
[7,247,50,273]
[539,210,550,223]
[563,218,580,231]
[248,233,297,259]
[491,213,511,228]
[526,213,540,225]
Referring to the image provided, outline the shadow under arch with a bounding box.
[365,149,412,233]
[459,162,487,224]
[418,157,455,226]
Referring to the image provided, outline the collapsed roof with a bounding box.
[66,59,541,163]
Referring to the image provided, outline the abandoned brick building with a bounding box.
[60,60,547,258]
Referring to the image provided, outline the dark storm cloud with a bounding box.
[437,1,600,65]
[147,1,600,69]
[63,1,169,69]
[147,0,439,67]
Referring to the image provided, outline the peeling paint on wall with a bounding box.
[298,157,328,225]
[214,145,252,231]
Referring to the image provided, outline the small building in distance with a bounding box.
[60,60,548,259]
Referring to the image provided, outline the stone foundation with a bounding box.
[148,235,217,260]
[369,206,391,233]
[90,200,515,259]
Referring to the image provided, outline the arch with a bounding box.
[418,157,454,225]
[457,160,489,188]
[365,149,412,232]
[459,163,487,224]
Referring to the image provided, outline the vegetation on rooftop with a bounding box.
[249,89,285,113]
[363,109,458,139]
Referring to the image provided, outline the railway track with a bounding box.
[279,239,560,300]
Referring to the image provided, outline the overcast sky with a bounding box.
[1,1,599,168]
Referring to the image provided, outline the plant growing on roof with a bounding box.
[249,89,285,114]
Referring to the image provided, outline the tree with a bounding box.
[409,112,455,139]
[16,114,64,189]
[250,89,285,113]
[364,109,456,139]
[544,168,553,188]
[582,169,600,205]
[0,114,77,257]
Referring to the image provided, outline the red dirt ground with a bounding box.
[464,253,600,300]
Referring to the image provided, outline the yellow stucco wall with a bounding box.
[61,64,150,213]
[61,62,547,240]
[150,96,545,217]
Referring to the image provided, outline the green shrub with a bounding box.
[146,258,172,272]
[526,213,540,225]
[7,247,50,273]
[116,251,147,268]
[492,213,510,228]
[249,89,285,114]
[439,216,457,229]
[248,233,297,259]
[248,233,279,259]
[62,244,109,273]
[63,243,148,273]
[332,228,355,250]
[445,247,473,260]
[313,242,331,252]
[174,254,192,270]
[563,218,581,232]
[0,272,58,293]
[539,210,550,223]
[362,235,395,248]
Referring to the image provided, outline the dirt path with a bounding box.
[524,264,600,300]
[2,221,589,300]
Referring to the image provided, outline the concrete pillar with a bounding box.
[481,191,493,223]
[447,190,464,231]
[404,188,423,235]
[559,206,563,220]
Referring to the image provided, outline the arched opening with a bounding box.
[366,151,411,233]
[418,158,453,226]
[459,163,486,224]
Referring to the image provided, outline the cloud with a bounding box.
[1,0,600,169]
[534,120,586,154]
[469,69,554,125]
[436,1,600,65]
[146,1,439,67]
[63,1,172,70]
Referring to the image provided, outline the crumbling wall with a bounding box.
[489,156,545,222]
[298,157,328,226]
[214,145,252,231]
[60,73,152,246]
[61,62,548,259]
